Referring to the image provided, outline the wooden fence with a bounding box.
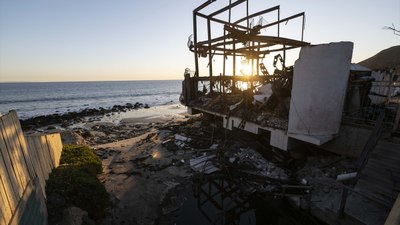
[0,110,62,225]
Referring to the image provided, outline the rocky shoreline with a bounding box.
[20,102,150,130]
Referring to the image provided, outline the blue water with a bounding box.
[0,80,181,119]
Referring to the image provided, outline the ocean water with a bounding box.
[0,80,182,119]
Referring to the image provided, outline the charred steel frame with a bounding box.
[183,0,310,105]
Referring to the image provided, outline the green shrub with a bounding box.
[46,145,109,221]
[60,145,102,175]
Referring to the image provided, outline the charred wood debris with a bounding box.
[158,114,355,210]
[182,58,293,130]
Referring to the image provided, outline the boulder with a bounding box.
[61,131,86,145]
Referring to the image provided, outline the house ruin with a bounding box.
[181,0,357,151]
[181,1,400,224]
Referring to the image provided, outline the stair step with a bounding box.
[362,165,400,181]
[370,151,400,164]
[373,148,400,160]
[377,141,400,149]
[355,184,396,209]
[356,179,397,204]
[375,142,400,154]
[364,160,400,176]
[359,172,400,192]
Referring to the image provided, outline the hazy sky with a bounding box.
[0,0,399,82]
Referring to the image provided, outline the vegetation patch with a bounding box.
[60,145,103,174]
[46,145,109,223]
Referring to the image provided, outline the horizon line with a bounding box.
[0,78,182,83]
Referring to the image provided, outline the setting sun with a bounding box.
[240,63,253,76]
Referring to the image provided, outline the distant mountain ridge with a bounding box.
[358,45,400,71]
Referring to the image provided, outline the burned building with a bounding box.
[181,0,354,151]
[181,1,400,225]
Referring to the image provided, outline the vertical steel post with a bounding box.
[230,0,236,89]
[193,12,199,77]
[207,18,213,93]
[257,42,260,76]
[277,7,280,37]
[301,14,305,41]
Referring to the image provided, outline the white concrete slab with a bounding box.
[288,42,353,144]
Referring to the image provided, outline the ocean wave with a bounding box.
[0,91,180,105]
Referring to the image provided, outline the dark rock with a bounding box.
[162,139,179,151]
[81,130,93,138]
[20,102,151,130]
[46,126,57,130]
[61,131,86,145]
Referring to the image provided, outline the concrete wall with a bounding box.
[320,125,371,158]
[288,42,354,145]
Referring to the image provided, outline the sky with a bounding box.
[0,0,399,82]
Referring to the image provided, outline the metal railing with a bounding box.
[343,78,400,133]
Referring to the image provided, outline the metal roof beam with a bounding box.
[194,0,216,13]
[196,12,248,30]
[234,5,280,25]
[208,0,246,18]
[260,12,305,29]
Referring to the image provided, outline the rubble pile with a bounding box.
[71,112,358,224]
[226,147,290,181]
[192,89,290,130]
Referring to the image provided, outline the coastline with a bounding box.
[19,102,186,131]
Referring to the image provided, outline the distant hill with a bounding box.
[358,45,400,71]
